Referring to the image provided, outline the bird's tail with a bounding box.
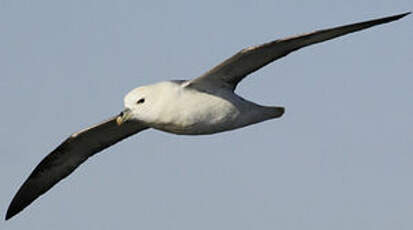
[269,106,285,118]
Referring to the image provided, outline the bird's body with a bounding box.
[5,12,410,220]
[126,81,284,135]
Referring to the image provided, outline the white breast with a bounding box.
[152,84,242,135]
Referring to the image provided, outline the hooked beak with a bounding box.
[116,108,133,126]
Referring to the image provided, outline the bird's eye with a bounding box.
[136,98,145,104]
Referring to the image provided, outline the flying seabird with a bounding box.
[5,12,410,220]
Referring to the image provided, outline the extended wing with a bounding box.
[6,117,148,220]
[189,12,410,90]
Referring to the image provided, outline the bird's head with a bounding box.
[116,82,173,126]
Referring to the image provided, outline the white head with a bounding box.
[116,81,177,126]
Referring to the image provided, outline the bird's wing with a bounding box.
[6,116,149,220]
[188,12,410,90]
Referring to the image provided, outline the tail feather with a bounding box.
[271,106,285,118]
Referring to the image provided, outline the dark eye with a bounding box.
[136,98,145,104]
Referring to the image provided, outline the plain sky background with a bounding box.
[1,1,412,229]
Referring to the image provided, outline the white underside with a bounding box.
[125,81,281,135]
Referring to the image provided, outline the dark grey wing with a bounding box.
[6,117,149,220]
[189,12,410,90]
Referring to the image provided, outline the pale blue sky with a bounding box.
[1,1,412,229]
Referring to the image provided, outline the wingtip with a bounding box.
[401,11,411,16]
[395,12,411,19]
[364,11,411,27]
[5,208,15,221]
[5,204,19,221]
[5,190,29,221]
[381,12,411,22]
